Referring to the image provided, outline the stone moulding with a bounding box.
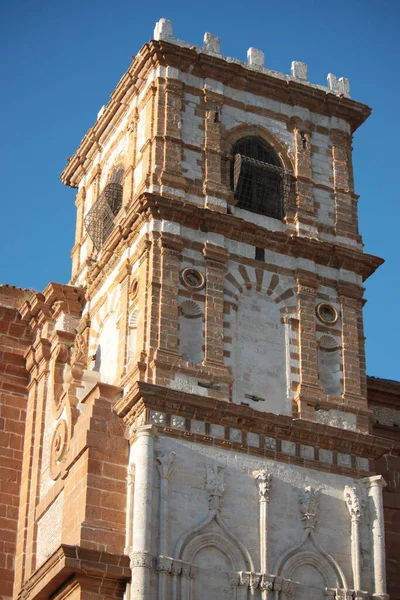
[71,193,383,304]
[61,39,371,188]
[16,545,130,600]
[114,381,396,471]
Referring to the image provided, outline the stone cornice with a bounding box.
[17,545,130,600]
[61,40,371,188]
[367,376,400,409]
[114,381,397,461]
[19,283,85,326]
[133,193,383,280]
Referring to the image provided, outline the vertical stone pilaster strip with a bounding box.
[363,476,389,600]
[291,119,315,213]
[130,425,156,600]
[338,284,364,402]
[254,471,272,600]
[160,75,185,190]
[202,243,229,366]
[295,272,322,417]
[14,347,38,594]
[71,187,86,279]
[116,261,132,381]
[157,232,184,357]
[125,463,135,554]
[331,129,358,237]
[203,90,225,210]
[25,338,51,578]
[156,450,175,600]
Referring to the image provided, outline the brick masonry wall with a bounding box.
[0,287,32,600]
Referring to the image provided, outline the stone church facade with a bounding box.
[1,19,399,600]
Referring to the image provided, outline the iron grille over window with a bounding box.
[84,167,124,251]
[232,137,290,220]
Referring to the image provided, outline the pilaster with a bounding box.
[203,90,226,210]
[202,242,229,367]
[295,272,323,418]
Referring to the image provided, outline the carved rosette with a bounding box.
[298,486,320,530]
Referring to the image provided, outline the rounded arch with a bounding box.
[222,123,294,173]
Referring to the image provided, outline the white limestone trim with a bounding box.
[156,449,175,600]
[363,475,389,600]
[344,486,362,591]
[129,425,156,600]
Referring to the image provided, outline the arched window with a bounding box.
[84,166,124,250]
[231,137,289,219]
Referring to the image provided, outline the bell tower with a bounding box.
[13,18,394,600]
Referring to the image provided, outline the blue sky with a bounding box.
[0,0,398,380]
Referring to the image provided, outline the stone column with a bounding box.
[202,242,229,367]
[363,475,388,600]
[156,449,175,600]
[338,283,364,402]
[254,471,272,600]
[130,425,156,600]
[344,486,362,591]
[295,272,323,418]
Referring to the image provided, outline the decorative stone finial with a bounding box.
[205,463,225,510]
[254,470,272,502]
[327,73,350,98]
[291,61,308,82]
[154,18,174,41]
[247,47,264,68]
[203,32,220,54]
[298,486,320,529]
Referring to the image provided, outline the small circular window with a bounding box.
[180,268,205,291]
[316,303,338,325]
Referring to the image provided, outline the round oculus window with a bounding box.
[180,268,205,291]
[316,303,338,325]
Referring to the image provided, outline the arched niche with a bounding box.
[181,532,249,600]
[233,289,288,414]
[317,335,342,397]
[178,300,204,364]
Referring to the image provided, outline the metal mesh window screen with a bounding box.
[84,169,124,251]
[232,137,290,220]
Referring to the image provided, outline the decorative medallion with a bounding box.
[316,302,338,325]
[180,268,205,291]
[129,279,139,301]
[50,419,69,480]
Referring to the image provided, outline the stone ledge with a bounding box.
[17,545,130,600]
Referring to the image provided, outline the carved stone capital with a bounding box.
[344,485,361,522]
[254,470,272,502]
[156,450,176,480]
[130,551,153,569]
[156,555,174,574]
